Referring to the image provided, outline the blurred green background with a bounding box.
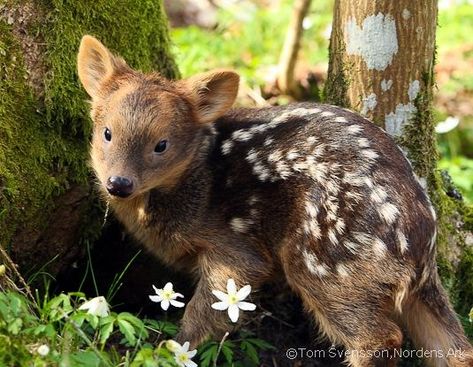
[169,0,473,203]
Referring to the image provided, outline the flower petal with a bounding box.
[211,301,229,310]
[174,355,185,367]
[212,290,228,301]
[174,292,184,299]
[185,360,197,367]
[164,282,173,292]
[227,279,237,295]
[187,349,197,358]
[228,304,240,323]
[170,300,185,308]
[238,301,256,311]
[181,341,190,353]
[236,284,251,300]
[152,285,161,294]
[161,299,170,311]
[166,340,181,353]
[149,295,163,303]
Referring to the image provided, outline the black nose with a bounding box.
[106,176,134,198]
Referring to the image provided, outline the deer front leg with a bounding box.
[175,248,271,349]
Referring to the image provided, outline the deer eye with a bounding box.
[154,140,168,154]
[104,127,112,142]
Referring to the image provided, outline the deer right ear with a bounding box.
[77,35,116,99]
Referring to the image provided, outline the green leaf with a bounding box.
[246,338,275,350]
[240,340,259,365]
[7,318,23,335]
[199,343,219,367]
[221,342,234,364]
[99,319,115,345]
[117,319,136,346]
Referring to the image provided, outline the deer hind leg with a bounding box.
[291,280,402,367]
[281,242,405,367]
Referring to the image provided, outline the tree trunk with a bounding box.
[325,0,473,317]
[277,0,312,98]
[0,0,178,277]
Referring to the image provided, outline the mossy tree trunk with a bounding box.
[325,0,473,321]
[0,0,178,278]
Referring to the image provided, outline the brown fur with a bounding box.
[77,36,473,366]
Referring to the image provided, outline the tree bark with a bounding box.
[325,0,473,316]
[0,0,178,277]
[277,0,312,97]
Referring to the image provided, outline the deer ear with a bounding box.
[77,35,116,99]
[184,70,240,124]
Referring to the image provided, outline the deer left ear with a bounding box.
[183,70,240,124]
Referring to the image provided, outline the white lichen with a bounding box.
[408,80,420,101]
[345,13,398,71]
[360,93,377,115]
[381,79,393,92]
[402,9,411,20]
[385,80,421,137]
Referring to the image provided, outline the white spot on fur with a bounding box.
[246,148,259,163]
[357,137,370,148]
[344,240,359,254]
[395,283,409,314]
[248,195,259,206]
[321,111,335,117]
[303,220,321,239]
[345,13,398,71]
[268,150,283,163]
[303,250,328,277]
[372,237,387,257]
[361,149,379,160]
[263,137,274,146]
[328,229,338,245]
[253,161,271,181]
[335,218,345,234]
[429,204,437,221]
[336,264,350,277]
[430,227,437,251]
[305,201,318,218]
[381,79,393,92]
[232,129,253,142]
[230,218,252,233]
[361,93,377,116]
[221,140,233,155]
[274,160,292,179]
[347,124,362,135]
[307,136,317,144]
[402,9,411,20]
[334,116,348,123]
[397,230,409,254]
[286,150,300,160]
[379,202,399,224]
[370,187,388,203]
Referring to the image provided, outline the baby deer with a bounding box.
[78,35,472,367]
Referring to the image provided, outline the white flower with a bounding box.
[78,296,110,317]
[149,282,185,311]
[172,341,197,367]
[211,278,256,323]
[435,116,460,134]
[37,344,50,356]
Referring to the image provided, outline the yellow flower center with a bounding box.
[178,354,189,362]
[228,294,238,305]
[163,291,173,300]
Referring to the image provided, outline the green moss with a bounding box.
[0,0,178,264]
[323,35,351,107]
[398,63,473,318]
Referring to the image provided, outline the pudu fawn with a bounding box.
[77,35,473,367]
